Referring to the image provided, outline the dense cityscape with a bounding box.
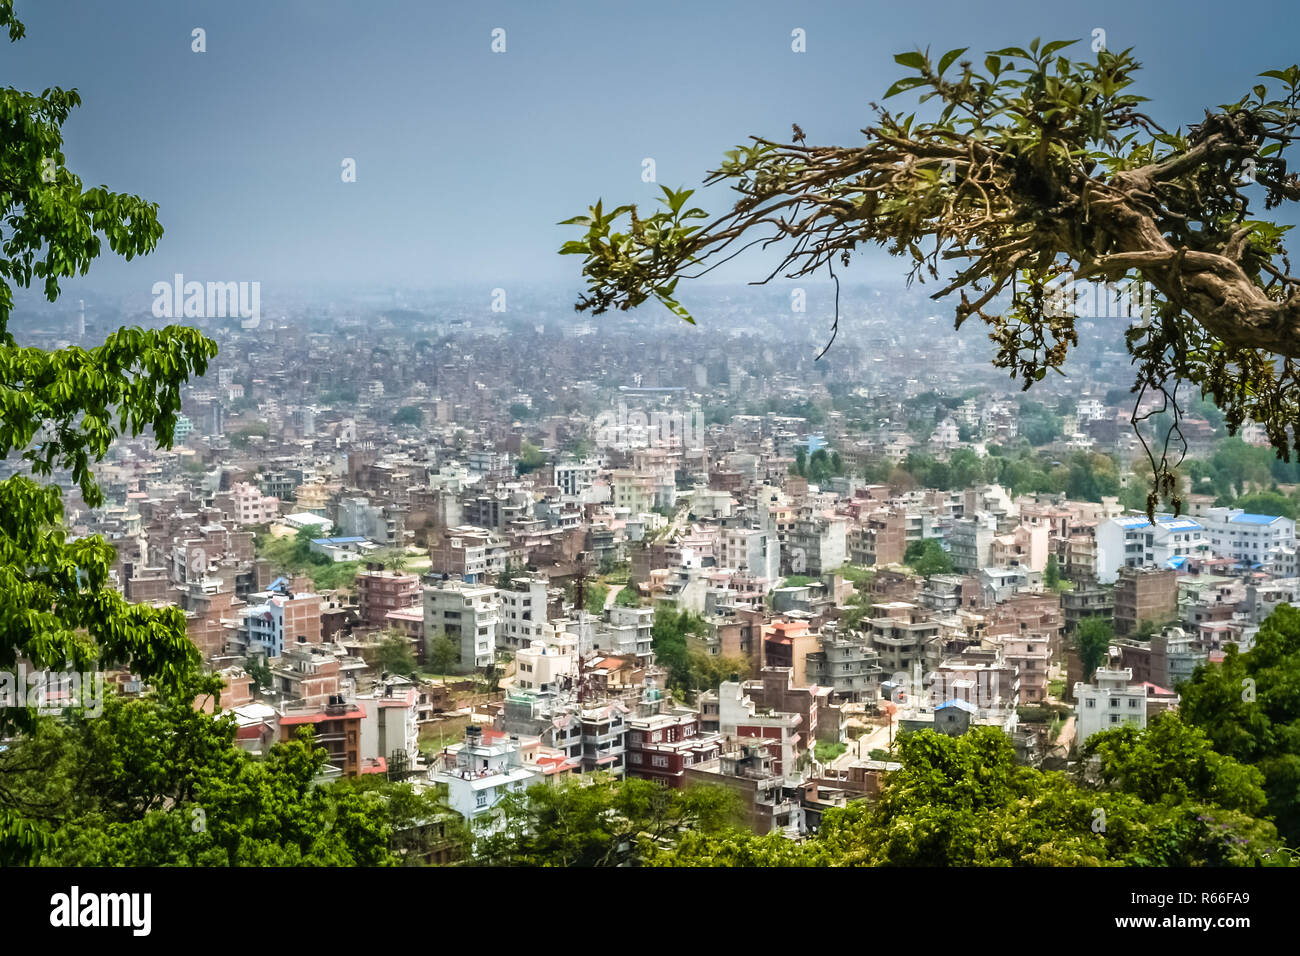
[2,3,1298,937]
[5,281,1299,870]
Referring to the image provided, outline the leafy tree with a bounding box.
[377,633,417,676]
[563,39,1300,513]
[793,445,807,476]
[651,608,711,693]
[584,581,609,615]
[347,777,470,866]
[904,538,953,577]
[1079,712,1268,816]
[657,726,1286,866]
[1044,553,1061,589]
[1075,615,1113,680]
[391,405,423,427]
[1180,604,1300,843]
[470,774,738,866]
[244,657,273,693]
[515,440,546,475]
[2,680,395,866]
[1065,452,1121,502]
[1227,489,1298,519]
[0,3,218,860]
[427,635,458,677]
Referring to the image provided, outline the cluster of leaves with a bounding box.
[1074,615,1115,681]
[886,447,1121,502]
[651,607,750,699]
[562,38,1300,513]
[657,718,1288,867]
[0,6,217,713]
[1,679,406,865]
[903,538,953,577]
[470,773,738,866]
[1180,604,1300,843]
[791,445,846,485]
[0,4,224,854]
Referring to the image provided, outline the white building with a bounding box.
[357,681,420,772]
[1074,667,1147,745]
[553,459,600,499]
[424,578,501,670]
[498,576,552,651]
[719,526,780,583]
[430,726,539,827]
[510,625,578,694]
[1096,514,1207,583]
[591,605,655,662]
[1203,507,1297,574]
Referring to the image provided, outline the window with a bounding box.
[1085,699,1095,708]
[651,755,669,769]
[1128,698,1140,708]
[475,791,488,808]
[1110,714,1119,724]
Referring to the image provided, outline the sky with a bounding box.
[3,0,1297,298]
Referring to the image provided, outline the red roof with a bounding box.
[279,706,364,725]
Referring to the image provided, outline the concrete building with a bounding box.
[229,481,281,525]
[429,526,508,583]
[355,568,420,629]
[1203,508,1297,574]
[498,575,552,651]
[430,725,539,826]
[423,578,500,671]
[1096,514,1207,583]
[948,514,997,573]
[1074,667,1147,746]
[239,592,322,659]
[337,496,400,546]
[805,624,884,703]
[784,512,847,576]
[866,602,941,677]
[1113,566,1179,637]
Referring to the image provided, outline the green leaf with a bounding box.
[1040,39,1078,58]
[938,47,968,76]
[884,76,927,99]
[893,50,927,71]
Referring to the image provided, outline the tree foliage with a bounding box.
[1180,604,1300,843]
[0,5,218,857]
[659,725,1287,866]
[563,39,1300,515]
[1075,615,1113,680]
[470,774,739,866]
[1,679,396,866]
[904,537,953,576]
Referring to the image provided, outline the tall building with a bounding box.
[1113,566,1178,637]
[423,578,500,671]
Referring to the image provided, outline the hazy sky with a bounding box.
[5,0,1296,297]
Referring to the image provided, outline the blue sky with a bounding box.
[5,0,1296,295]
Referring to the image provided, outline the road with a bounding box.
[830,712,899,770]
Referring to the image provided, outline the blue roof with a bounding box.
[312,536,366,545]
[1114,513,1201,531]
[1164,555,1188,569]
[1231,513,1284,526]
[936,699,977,713]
